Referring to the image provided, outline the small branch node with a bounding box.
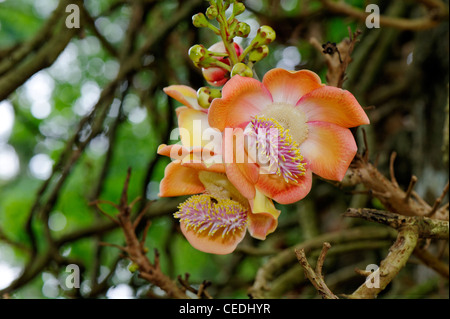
[404,175,418,201]
[427,182,449,217]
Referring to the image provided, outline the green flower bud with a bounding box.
[223,0,234,10]
[188,44,207,64]
[197,87,212,108]
[192,13,209,28]
[197,87,222,108]
[206,5,218,19]
[231,63,253,78]
[233,2,246,16]
[128,263,139,273]
[252,25,276,47]
[248,45,269,62]
[235,22,250,38]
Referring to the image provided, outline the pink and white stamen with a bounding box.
[244,115,307,183]
[174,194,248,237]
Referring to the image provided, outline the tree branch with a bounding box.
[295,242,338,299]
[348,226,419,298]
[319,0,448,31]
[344,208,449,239]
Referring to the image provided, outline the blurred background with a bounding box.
[0,0,448,298]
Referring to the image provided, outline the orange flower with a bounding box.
[158,85,280,254]
[208,68,370,204]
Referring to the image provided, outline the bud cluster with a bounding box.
[188,0,276,105]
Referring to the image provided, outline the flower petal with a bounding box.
[222,128,259,199]
[255,169,313,205]
[208,75,272,131]
[247,190,280,240]
[300,121,357,181]
[179,221,246,254]
[158,144,225,173]
[175,195,247,255]
[163,85,204,111]
[297,86,370,128]
[158,162,205,197]
[178,108,213,149]
[181,153,226,173]
[225,162,257,200]
[157,143,193,160]
[262,68,323,105]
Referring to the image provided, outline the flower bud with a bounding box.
[197,87,222,108]
[192,13,209,28]
[231,63,253,78]
[188,44,207,64]
[233,2,246,16]
[202,42,243,86]
[223,0,234,10]
[248,45,269,62]
[205,5,218,19]
[235,22,250,38]
[128,263,139,273]
[252,25,276,47]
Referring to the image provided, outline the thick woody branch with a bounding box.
[344,208,449,239]
[343,156,449,220]
[344,208,448,298]
[249,226,396,298]
[348,226,419,299]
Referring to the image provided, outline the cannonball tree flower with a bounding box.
[157,85,280,254]
[208,68,370,205]
[201,41,243,87]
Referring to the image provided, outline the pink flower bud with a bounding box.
[202,42,243,86]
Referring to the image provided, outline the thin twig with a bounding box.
[414,247,449,278]
[404,175,418,201]
[427,182,449,217]
[295,243,339,299]
[389,152,400,188]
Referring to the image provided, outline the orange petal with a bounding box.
[181,153,226,173]
[158,162,205,197]
[180,222,246,254]
[262,68,323,105]
[256,169,313,204]
[175,106,188,117]
[247,190,280,240]
[158,144,225,173]
[222,128,259,199]
[208,75,272,131]
[157,144,187,159]
[225,162,257,200]
[176,195,247,254]
[178,108,216,150]
[247,212,278,240]
[163,85,204,111]
[299,122,357,181]
[297,86,370,128]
